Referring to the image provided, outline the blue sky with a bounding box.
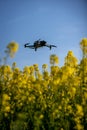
[0,0,87,70]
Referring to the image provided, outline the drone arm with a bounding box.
[45,44,55,47]
[25,43,30,45]
[45,44,57,50]
[51,45,57,47]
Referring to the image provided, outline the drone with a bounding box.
[24,39,57,51]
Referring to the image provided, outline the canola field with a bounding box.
[0,38,87,130]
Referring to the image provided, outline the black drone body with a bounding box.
[24,39,57,51]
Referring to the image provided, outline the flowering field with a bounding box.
[0,39,87,130]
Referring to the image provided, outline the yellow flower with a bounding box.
[70,87,76,97]
[4,106,10,112]
[61,128,64,130]
[67,105,72,113]
[28,97,32,102]
[75,123,84,130]
[4,113,8,117]
[3,94,10,101]
[39,114,44,119]
[33,64,39,71]
[58,105,62,110]
[76,104,84,117]
[6,41,19,57]
[23,66,30,74]
[50,54,59,65]
[84,92,87,99]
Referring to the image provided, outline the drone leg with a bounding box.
[35,47,37,51]
[50,45,52,50]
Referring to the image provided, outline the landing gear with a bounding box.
[50,45,52,50]
[35,47,37,51]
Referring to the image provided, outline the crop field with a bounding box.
[0,38,87,130]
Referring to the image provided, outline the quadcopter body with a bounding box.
[24,39,57,51]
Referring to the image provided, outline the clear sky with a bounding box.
[0,0,87,70]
